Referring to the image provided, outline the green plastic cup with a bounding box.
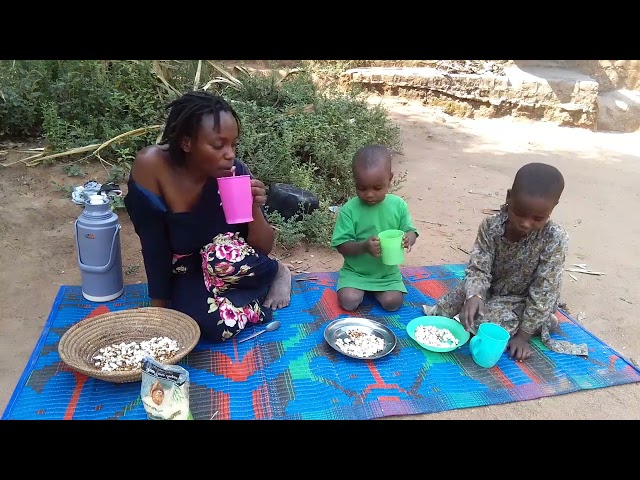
[378,229,405,265]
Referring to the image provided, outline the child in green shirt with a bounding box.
[331,144,419,312]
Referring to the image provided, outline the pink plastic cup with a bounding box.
[217,174,254,224]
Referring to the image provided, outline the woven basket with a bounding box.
[58,307,201,383]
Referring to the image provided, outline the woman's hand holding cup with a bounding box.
[250,178,267,206]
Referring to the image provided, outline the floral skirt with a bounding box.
[170,232,278,342]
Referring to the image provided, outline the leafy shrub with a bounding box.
[1,60,164,164]
[219,69,402,206]
[0,60,404,248]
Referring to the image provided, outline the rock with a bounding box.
[596,89,640,132]
[266,183,319,221]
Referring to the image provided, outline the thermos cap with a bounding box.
[89,194,105,205]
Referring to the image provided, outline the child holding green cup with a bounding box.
[330,145,418,312]
[377,229,407,265]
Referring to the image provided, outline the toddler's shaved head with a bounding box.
[352,144,392,173]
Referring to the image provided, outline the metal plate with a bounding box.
[324,317,397,360]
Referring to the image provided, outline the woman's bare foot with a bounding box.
[263,262,292,310]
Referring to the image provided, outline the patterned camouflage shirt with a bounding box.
[465,204,568,335]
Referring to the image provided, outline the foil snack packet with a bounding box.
[140,356,192,420]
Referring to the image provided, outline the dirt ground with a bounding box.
[1,96,639,420]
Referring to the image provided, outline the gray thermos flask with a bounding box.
[74,193,124,302]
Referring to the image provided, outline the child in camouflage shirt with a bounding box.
[427,162,588,362]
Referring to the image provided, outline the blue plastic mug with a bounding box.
[469,323,510,368]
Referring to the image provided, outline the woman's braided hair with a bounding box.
[160,91,241,166]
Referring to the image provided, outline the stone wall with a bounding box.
[342,67,600,129]
[513,60,640,92]
[340,60,640,92]
[341,61,640,132]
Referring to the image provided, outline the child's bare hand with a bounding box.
[402,233,412,252]
[507,333,534,362]
[403,231,417,253]
[462,296,484,332]
[365,236,381,257]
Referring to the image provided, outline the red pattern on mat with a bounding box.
[317,288,352,321]
[211,349,261,381]
[412,279,449,300]
[361,360,410,401]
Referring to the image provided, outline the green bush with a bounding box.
[0,60,50,137]
[0,60,164,171]
[220,69,402,206]
[0,60,404,248]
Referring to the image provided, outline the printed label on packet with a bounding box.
[140,356,192,420]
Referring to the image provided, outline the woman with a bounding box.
[124,91,291,342]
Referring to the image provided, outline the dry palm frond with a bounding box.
[1,152,46,167]
[24,125,163,167]
[206,61,242,84]
[202,61,251,92]
[24,144,101,167]
[202,77,244,92]
[92,125,164,164]
[193,60,203,91]
[151,60,182,97]
[235,66,303,85]
[234,65,252,77]
[277,67,304,85]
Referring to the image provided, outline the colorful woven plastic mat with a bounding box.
[4,264,640,420]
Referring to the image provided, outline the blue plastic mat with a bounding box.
[4,264,640,420]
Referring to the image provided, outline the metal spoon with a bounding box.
[238,321,281,343]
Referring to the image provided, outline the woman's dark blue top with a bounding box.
[124,159,254,301]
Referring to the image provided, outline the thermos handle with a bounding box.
[75,220,121,273]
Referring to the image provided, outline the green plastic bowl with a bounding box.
[407,315,470,353]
